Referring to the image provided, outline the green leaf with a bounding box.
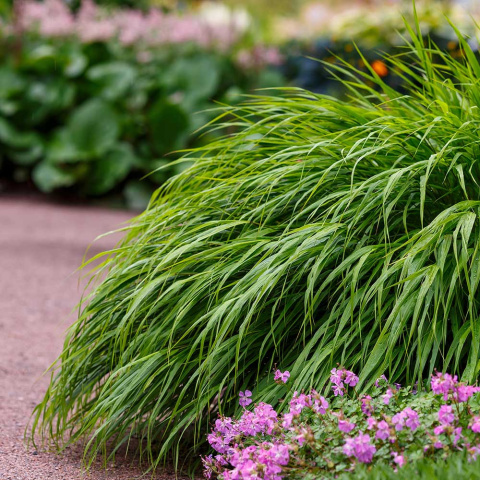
[0,67,25,98]
[32,162,76,193]
[64,51,88,78]
[67,99,119,155]
[9,144,43,166]
[46,129,88,164]
[163,55,220,109]
[85,143,135,195]
[87,62,137,101]
[148,100,189,154]
[0,117,40,149]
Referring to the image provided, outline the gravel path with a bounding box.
[0,197,185,480]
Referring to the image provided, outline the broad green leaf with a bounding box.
[32,161,76,192]
[67,99,119,155]
[87,62,137,101]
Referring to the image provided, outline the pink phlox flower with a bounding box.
[208,416,238,453]
[207,430,233,454]
[392,410,406,431]
[392,408,419,432]
[431,372,458,400]
[454,384,480,403]
[330,367,358,389]
[312,395,329,415]
[344,370,359,387]
[469,445,480,461]
[330,368,343,385]
[434,440,444,449]
[282,412,294,430]
[274,369,290,384]
[239,390,252,407]
[289,392,312,415]
[438,405,455,425]
[403,407,420,431]
[332,383,345,397]
[366,417,377,430]
[375,420,390,440]
[433,425,445,435]
[237,409,258,436]
[471,416,480,433]
[214,416,235,435]
[252,402,278,435]
[382,388,395,405]
[360,395,373,416]
[392,451,406,468]
[342,432,376,463]
[338,419,356,433]
[295,427,310,446]
[201,454,214,479]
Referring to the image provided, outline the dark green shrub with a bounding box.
[0,31,283,206]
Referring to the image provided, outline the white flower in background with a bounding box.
[197,1,250,33]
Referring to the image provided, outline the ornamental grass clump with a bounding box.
[32,15,480,469]
[203,370,480,479]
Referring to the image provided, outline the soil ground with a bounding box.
[0,197,187,480]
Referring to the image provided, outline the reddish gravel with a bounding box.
[0,197,188,480]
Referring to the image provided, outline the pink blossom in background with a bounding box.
[454,384,480,403]
[391,407,419,432]
[16,0,251,52]
[236,45,284,70]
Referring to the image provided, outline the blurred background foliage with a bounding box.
[0,0,478,208]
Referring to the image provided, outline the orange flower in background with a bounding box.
[371,60,388,77]
[447,41,457,51]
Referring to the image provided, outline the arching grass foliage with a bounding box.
[32,17,480,470]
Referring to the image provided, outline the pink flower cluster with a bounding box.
[330,367,359,396]
[204,369,480,479]
[204,442,289,480]
[431,371,480,402]
[343,432,376,463]
[236,46,284,71]
[17,0,244,51]
[392,407,420,431]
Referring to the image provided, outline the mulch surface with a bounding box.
[0,197,189,480]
